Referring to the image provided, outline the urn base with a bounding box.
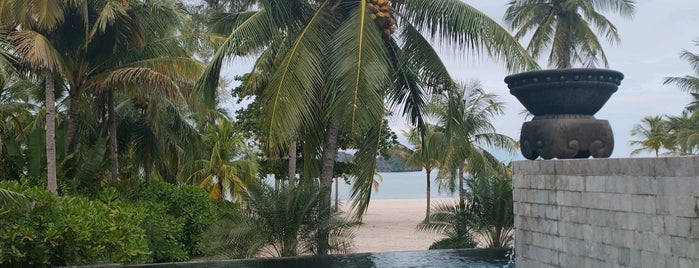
[520,115,614,160]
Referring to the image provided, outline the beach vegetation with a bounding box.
[200,0,535,252]
[427,81,516,209]
[204,182,356,258]
[418,173,514,249]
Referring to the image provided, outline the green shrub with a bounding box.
[128,182,218,257]
[58,196,150,265]
[0,181,64,266]
[138,201,188,262]
[0,181,150,266]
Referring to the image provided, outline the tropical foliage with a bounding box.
[418,174,514,249]
[205,182,356,258]
[632,39,699,155]
[629,116,673,156]
[504,0,635,68]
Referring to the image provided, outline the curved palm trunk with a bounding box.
[425,167,432,220]
[45,72,57,194]
[108,89,119,181]
[289,139,297,188]
[317,120,340,255]
[66,91,81,155]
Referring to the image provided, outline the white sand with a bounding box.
[343,198,458,253]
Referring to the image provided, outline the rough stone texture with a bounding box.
[514,156,699,268]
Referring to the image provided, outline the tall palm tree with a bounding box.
[664,39,699,113]
[3,0,204,186]
[0,0,66,193]
[504,0,635,68]
[404,126,446,220]
[428,81,516,208]
[198,0,536,253]
[182,117,258,201]
[629,115,673,156]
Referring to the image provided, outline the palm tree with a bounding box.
[205,182,355,257]
[665,112,699,155]
[198,0,536,253]
[1,0,66,193]
[416,201,478,249]
[629,115,673,156]
[419,173,514,248]
[404,126,446,220]
[3,0,204,185]
[183,117,258,201]
[428,81,516,208]
[504,0,635,68]
[664,39,699,113]
[0,187,34,215]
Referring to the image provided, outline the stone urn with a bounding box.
[504,68,624,160]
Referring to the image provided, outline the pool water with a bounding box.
[134,248,513,268]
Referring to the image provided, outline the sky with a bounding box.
[222,0,699,161]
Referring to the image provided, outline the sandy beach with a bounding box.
[343,198,458,253]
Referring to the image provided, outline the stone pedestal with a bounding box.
[519,115,613,160]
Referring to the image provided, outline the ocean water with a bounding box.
[335,171,457,201]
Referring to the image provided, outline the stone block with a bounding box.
[614,211,639,231]
[640,250,662,268]
[667,196,698,218]
[609,229,634,248]
[604,176,628,193]
[671,236,688,257]
[617,247,631,266]
[582,225,602,243]
[585,176,607,192]
[632,195,657,214]
[588,209,615,227]
[545,205,559,220]
[658,176,699,197]
[687,238,699,259]
[609,193,633,212]
[675,217,692,237]
[680,258,696,268]
[626,176,659,195]
[634,232,660,253]
[658,235,672,255]
[654,156,699,177]
[608,158,655,176]
[629,249,642,267]
[637,214,664,233]
[692,217,699,239]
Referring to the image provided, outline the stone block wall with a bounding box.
[513,156,699,268]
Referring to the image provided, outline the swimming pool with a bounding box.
[134,248,513,268]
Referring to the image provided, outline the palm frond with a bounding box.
[401,0,538,72]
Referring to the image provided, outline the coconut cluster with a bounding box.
[366,0,397,40]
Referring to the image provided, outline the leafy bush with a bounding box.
[205,182,356,258]
[127,182,218,257]
[0,181,150,266]
[418,175,514,249]
[138,201,188,262]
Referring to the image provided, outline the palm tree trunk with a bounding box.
[425,167,431,220]
[66,90,81,155]
[45,71,57,194]
[288,139,297,187]
[317,120,340,254]
[458,164,465,210]
[334,177,339,211]
[108,89,119,181]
